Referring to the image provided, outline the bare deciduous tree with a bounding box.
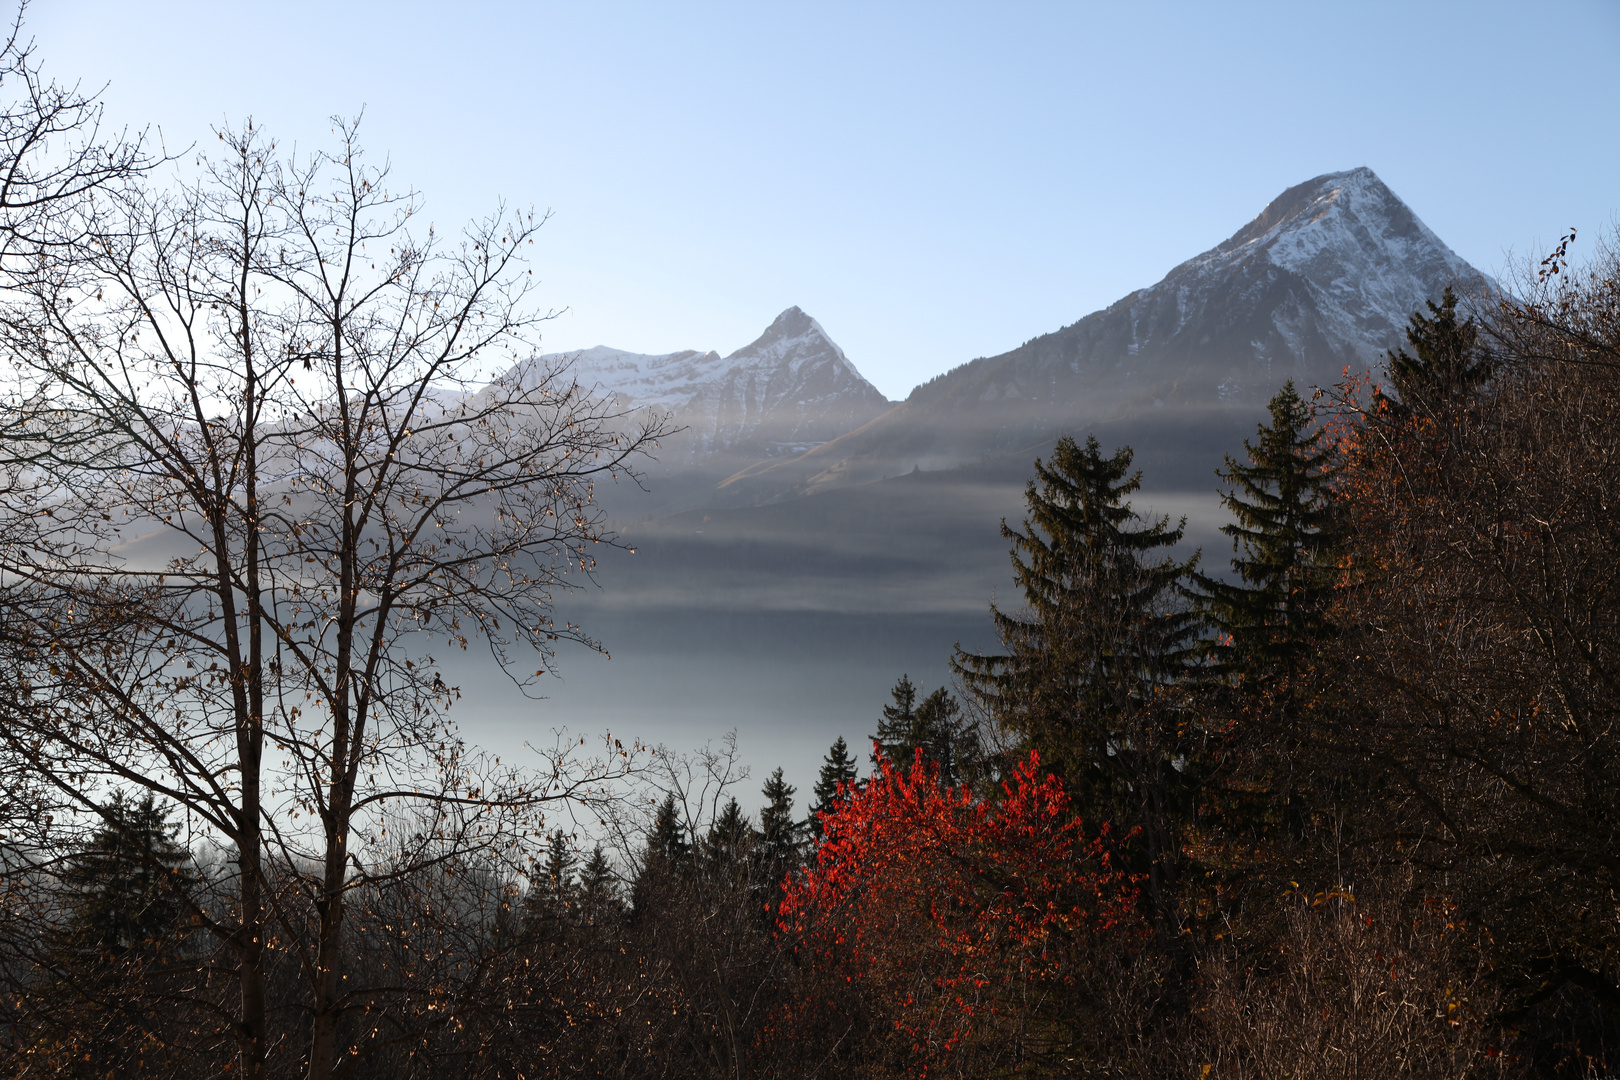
[0,4,151,252]
[0,119,663,1079]
[1197,876,1509,1080]
[1322,237,1620,1032]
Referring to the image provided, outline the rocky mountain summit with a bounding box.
[509,307,891,470]
[718,168,1490,502]
[678,306,891,457]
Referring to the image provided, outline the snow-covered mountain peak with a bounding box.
[726,306,861,379]
[1185,167,1474,286]
[1219,168,1383,253]
[753,305,820,347]
[715,170,1495,505]
[1148,167,1484,364]
[678,307,890,454]
[492,309,890,465]
[888,166,1488,433]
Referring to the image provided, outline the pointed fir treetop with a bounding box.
[1214,382,1336,579]
[996,436,1195,660]
[814,736,859,806]
[758,766,803,868]
[1385,286,1489,412]
[1195,381,1338,686]
[576,845,620,922]
[811,736,860,838]
[1022,436,1186,561]
[542,829,577,895]
[706,797,751,865]
[955,435,1198,705]
[872,675,980,789]
[648,792,689,865]
[525,829,580,929]
[579,845,614,897]
[873,674,919,768]
[917,687,985,790]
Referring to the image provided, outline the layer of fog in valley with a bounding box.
[454,448,1232,809]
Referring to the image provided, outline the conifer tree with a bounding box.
[577,845,618,922]
[38,798,196,1080]
[543,830,577,893]
[1195,381,1338,698]
[632,795,690,924]
[757,768,803,919]
[954,436,1198,783]
[1385,286,1490,412]
[873,675,920,768]
[757,768,802,871]
[920,687,985,788]
[57,792,192,959]
[538,831,578,918]
[953,436,1199,913]
[810,737,860,839]
[705,798,751,866]
[649,793,690,865]
[873,676,980,787]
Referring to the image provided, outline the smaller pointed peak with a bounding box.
[1302,166,1394,203]
[762,306,816,338]
[726,307,879,390]
[1311,165,1379,185]
[735,306,839,356]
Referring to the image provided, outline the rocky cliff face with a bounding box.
[719,168,1490,502]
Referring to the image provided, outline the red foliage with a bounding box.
[777,747,1140,1064]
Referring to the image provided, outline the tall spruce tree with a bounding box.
[914,687,978,788]
[526,830,578,929]
[953,435,1199,915]
[632,795,689,923]
[543,830,577,893]
[757,768,802,919]
[810,737,860,839]
[1385,286,1490,413]
[41,797,195,1080]
[757,768,802,870]
[1195,381,1338,698]
[873,674,920,768]
[954,436,1199,780]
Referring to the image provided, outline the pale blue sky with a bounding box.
[31,1,1620,401]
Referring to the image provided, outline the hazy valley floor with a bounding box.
[454,458,1228,806]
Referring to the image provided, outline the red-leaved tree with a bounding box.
[777,748,1142,1074]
